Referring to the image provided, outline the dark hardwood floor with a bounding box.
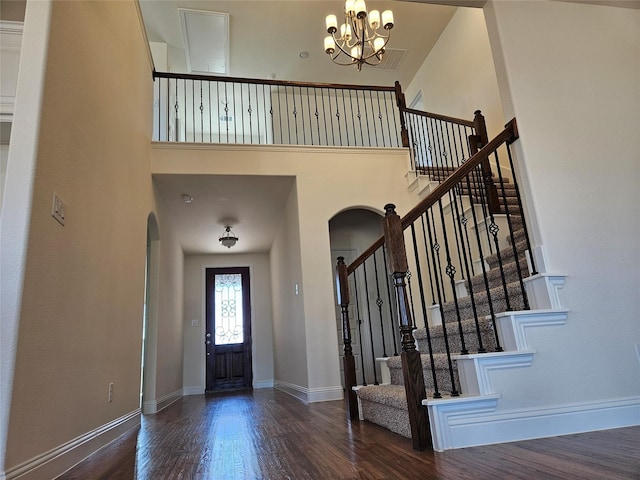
[58,389,640,479]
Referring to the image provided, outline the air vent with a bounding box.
[363,48,407,71]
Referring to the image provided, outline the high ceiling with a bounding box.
[140,0,460,255]
[138,0,459,87]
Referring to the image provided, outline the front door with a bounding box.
[205,267,252,392]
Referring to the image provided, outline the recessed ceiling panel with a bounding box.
[179,8,229,75]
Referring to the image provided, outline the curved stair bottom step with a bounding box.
[357,385,411,438]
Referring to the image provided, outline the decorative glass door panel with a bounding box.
[214,273,244,345]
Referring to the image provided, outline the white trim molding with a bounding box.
[3,409,140,480]
[142,389,182,414]
[426,395,640,452]
[274,381,343,404]
[454,350,535,396]
[496,309,569,351]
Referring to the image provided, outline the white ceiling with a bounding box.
[141,0,460,255]
[153,174,295,254]
[138,0,459,86]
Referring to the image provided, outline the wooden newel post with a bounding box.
[382,204,432,451]
[395,81,410,148]
[336,256,358,420]
[471,110,501,214]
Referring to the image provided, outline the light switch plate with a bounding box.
[51,192,66,226]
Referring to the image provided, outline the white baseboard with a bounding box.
[274,381,343,403]
[183,386,205,396]
[142,389,182,414]
[3,409,139,480]
[428,395,640,451]
[254,380,274,389]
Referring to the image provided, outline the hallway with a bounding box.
[59,389,639,479]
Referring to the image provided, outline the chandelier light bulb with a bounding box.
[368,10,380,30]
[326,14,338,33]
[382,10,394,29]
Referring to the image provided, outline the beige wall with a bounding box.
[270,183,309,394]
[183,253,274,392]
[152,144,418,399]
[406,7,505,139]
[483,0,640,408]
[1,0,184,473]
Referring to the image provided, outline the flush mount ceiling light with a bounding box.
[181,194,194,204]
[219,226,238,248]
[324,0,394,71]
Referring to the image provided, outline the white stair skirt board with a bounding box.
[496,309,569,352]
[454,350,535,397]
[3,409,140,480]
[404,171,439,197]
[425,395,640,452]
[523,273,566,310]
[274,381,343,404]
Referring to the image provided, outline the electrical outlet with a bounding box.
[51,192,66,226]
[108,382,114,403]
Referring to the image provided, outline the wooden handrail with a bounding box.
[346,118,519,275]
[153,70,396,92]
[402,107,475,128]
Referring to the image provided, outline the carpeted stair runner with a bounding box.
[355,173,531,439]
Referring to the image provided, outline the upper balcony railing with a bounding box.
[152,71,403,148]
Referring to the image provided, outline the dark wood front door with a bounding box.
[205,267,252,392]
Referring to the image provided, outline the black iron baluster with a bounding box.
[348,90,358,147]
[335,91,343,146]
[305,87,313,145]
[341,89,350,146]
[372,252,388,358]
[437,198,468,355]
[429,208,447,304]
[292,86,299,144]
[363,90,372,147]
[208,81,212,143]
[410,222,442,398]
[356,92,364,146]
[425,209,459,396]
[199,80,204,143]
[217,82,222,143]
[381,245,399,356]
[466,166,502,352]
[451,177,485,354]
[328,89,336,146]
[277,86,283,144]
[352,271,367,386]
[420,215,437,306]
[313,88,321,145]
[370,90,381,147]
[362,261,379,385]
[232,82,238,144]
[321,90,330,145]
[247,84,253,144]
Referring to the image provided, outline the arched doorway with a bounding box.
[329,207,387,387]
[141,212,160,413]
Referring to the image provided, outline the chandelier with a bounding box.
[324,0,394,71]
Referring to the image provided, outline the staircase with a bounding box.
[345,121,569,451]
[355,168,528,432]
